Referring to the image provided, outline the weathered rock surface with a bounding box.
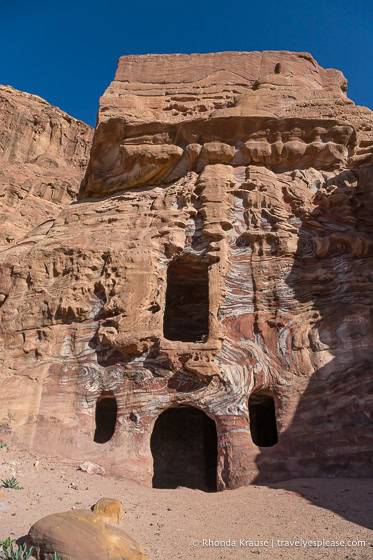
[0,85,93,248]
[78,461,105,475]
[93,497,123,524]
[27,509,147,560]
[0,52,373,489]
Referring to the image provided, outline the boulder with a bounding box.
[92,497,123,524]
[78,461,105,476]
[27,510,148,560]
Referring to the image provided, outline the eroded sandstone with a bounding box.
[0,52,372,490]
[0,85,93,248]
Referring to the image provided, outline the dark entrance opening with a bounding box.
[249,393,278,447]
[151,406,217,491]
[163,255,209,342]
[94,395,117,443]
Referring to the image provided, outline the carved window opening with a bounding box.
[151,406,217,491]
[163,255,209,342]
[249,393,278,447]
[94,394,117,443]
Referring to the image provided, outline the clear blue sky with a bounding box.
[2,0,372,127]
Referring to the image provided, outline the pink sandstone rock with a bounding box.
[0,52,373,490]
[0,85,93,249]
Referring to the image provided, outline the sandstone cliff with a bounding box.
[0,52,372,490]
[0,85,93,248]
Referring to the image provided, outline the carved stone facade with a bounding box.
[1,52,373,490]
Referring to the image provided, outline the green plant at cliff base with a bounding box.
[1,477,23,490]
[0,539,61,560]
[0,539,14,550]
[0,539,33,560]
[0,442,7,449]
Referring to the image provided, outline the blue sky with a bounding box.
[2,0,373,127]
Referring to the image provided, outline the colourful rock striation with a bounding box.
[0,52,373,490]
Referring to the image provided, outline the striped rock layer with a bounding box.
[1,52,373,489]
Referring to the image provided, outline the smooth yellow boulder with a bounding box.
[27,509,148,560]
[93,497,123,524]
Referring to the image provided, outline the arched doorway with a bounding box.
[151,406,217,491]
[249,392,278,447]
[94,394,117,443]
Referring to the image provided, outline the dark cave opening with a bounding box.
[94,395,117,443]
[249,393,278,447]
[151,406,217,491]
[163,255,209,342]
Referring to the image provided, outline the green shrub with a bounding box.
[0,539,14,550]
[0,539,61,560]
[0,539,33,560]
[1,477,23,490]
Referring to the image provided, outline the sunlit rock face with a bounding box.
[1,52,373,489]
[0,85,93,248]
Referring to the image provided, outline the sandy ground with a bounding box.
[0,445,372,560]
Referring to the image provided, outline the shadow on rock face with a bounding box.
[88,330,127,367]
[254,166,373,530]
